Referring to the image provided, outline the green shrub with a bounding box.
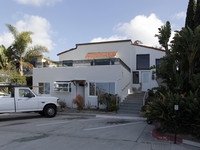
[59,101,67,110]
[145,89,200,138]
[98,93,119,111]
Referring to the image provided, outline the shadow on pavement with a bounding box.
[0,113,43,122]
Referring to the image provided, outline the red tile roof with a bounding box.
[85,52,117,58]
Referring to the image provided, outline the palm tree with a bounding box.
[6,24,49,76]
[0,44,16,70]
[0,45,9,70]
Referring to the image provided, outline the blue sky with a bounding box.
[0,0,188,60]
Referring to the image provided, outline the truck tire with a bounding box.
[44,105,57,118]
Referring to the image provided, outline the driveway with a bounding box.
[0,112,198,150]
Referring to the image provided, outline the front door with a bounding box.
[141,71,151,91]
[77,84,85,101]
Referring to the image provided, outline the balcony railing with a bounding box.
[35,58,131,72]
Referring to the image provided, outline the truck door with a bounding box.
[16,88,39,112]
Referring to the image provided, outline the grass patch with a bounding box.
[13,134,49,142]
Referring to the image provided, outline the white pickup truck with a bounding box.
[0,87,60,117]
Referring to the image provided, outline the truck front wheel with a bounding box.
[44,105,57,118]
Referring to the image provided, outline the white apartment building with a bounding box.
[33,40,165,108]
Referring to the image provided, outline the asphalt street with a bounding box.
[0,112,198,150]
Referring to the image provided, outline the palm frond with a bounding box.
[23,62,34,71]
[20,32,33,44]
[6,24,18,39]
[24,45,49,60]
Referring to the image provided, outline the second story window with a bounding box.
[63,60,73,66]
[94,59,111,65]
[137,54,150,70]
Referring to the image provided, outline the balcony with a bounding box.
[35,58,130,72]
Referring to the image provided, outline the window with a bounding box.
[156,59,161,67]
[89,82,115,96]
[133,71,139,84]
[39,83,50,94]
[19,89,35,98]
[89,82,95,96]
[63,60,73,66]
[53,82,72,92]
[137,54,150,70]
[94,59,110,65]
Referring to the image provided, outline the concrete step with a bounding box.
[118,92,144,114]
[123,99,143,102]
[125,96,144,99]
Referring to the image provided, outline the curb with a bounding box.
[152,123,200,148]
[152,123,182,143]
[96,114,146,121]
[58,112,96,117]
[58,111,146,121]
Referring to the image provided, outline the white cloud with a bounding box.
[91,13,164,47]
[91,35,127,43]
[14,0,62,7]
[0,14,55,51]
[174,11,186,20]
[0,32,14,47]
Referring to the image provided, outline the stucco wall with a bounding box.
[59,41,133,68]
[33,65,130,108]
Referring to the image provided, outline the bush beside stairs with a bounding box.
[118,92,145,114]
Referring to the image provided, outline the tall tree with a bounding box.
[0,45,9,70]
[194,0,200,28]
[6,24,49,76]
[185,0,196,30]
[155,21,171,54]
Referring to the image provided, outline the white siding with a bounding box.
[59,41,133,67]
[33,65,130,108]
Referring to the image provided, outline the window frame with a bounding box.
[53,82,72,92]
[136,54,150,70]
[39,82,50,94]
[89,82,115,96]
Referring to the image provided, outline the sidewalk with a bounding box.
[58,108,146,120]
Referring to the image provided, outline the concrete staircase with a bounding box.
[118,92,145,114]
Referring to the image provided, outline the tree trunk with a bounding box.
[19,56,23,76]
